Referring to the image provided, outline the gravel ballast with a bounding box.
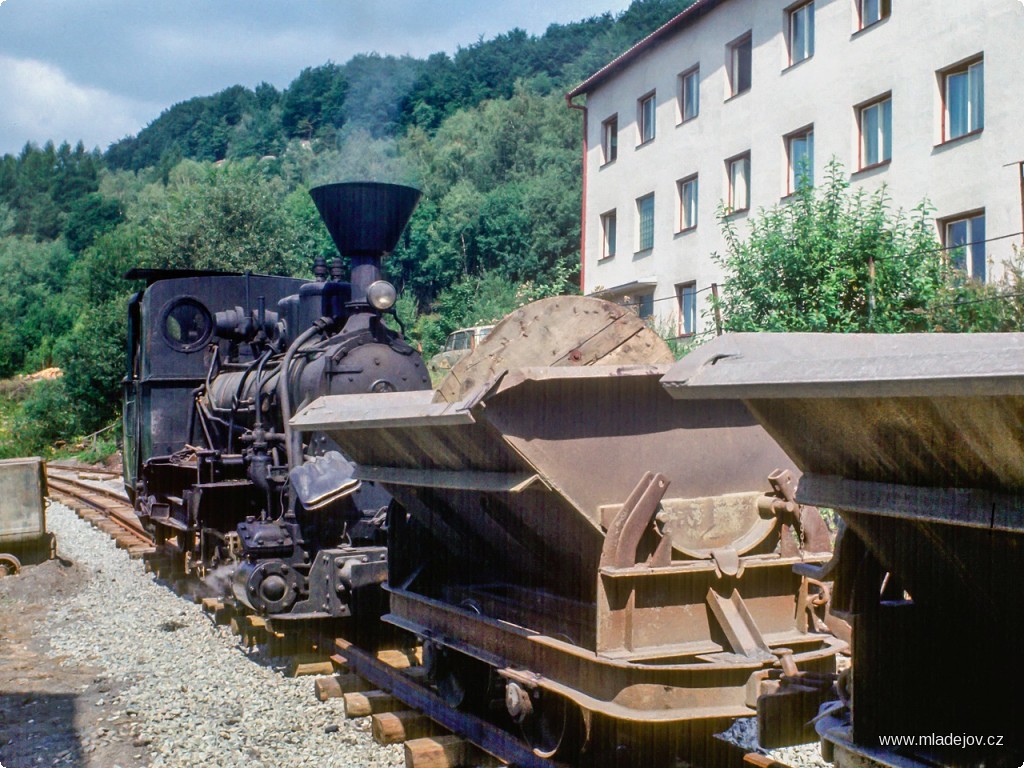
[8,501,402,768]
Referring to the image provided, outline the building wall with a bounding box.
[578,0,1024,335]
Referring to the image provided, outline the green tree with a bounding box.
[0,236,76,376]
[713,160,946,333]
[136,160,309,275]
[280,63,348,139]
[64,193,124,253]
[393,88,581,307]
[0,379,76,459]
[52,299,126,431]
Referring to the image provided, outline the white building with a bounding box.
[567,0,1024,336]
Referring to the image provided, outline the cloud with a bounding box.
[0,0,634,154]
[0,55,161,154]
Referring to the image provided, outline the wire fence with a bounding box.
[602,228,1024,345]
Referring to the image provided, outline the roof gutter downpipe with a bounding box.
[566,93,588,294]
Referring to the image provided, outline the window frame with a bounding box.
[452,331,471,351]
[601,114,619,164]
[786,126,814,194]
[727,33,753,98]
[941,57,983,143]
[600,210,617,260]
[857,94,892,170]
[857,0,891,31]
[679,66,700,123]
[787,1,815,66]
[941,210,986,280]
[677,175,699,232]
[638,92,656,146]
[637,292,655,320]
[636,193,655,252]
[726,153,751,214]
[677,282,698,337]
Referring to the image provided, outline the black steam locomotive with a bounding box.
[122,182,430,621]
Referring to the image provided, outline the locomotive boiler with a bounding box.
[122,182,430,621]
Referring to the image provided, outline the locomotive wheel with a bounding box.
[519,689,581,759]
[0,554,22,577]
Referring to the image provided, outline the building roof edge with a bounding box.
[566,0,725,100]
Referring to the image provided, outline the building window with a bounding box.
[678,175,698,231]
[637,292,655,319]
[680,66,700,122]
[638,92,656,144]
[677,283,697,336]
[859,96,891,168]
[858,0,890,29]
[943,58,983,141]
[728,33,752,97]
[788,2,814,65]
[727,154,751,213]
[601,115,618,164]
[600,211,617,259]
[943,211,986,280]
[636,194,655,251]
[787,127,814,193]
[623,292,655,319]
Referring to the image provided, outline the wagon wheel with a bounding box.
[432,648,488,710]
[0,554,22,577]
[436,659,469,709]
[425,628,496,711]
[517,688,582,759]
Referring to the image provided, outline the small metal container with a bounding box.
[0,457,48,547]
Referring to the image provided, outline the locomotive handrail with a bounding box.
[279,322,328,471]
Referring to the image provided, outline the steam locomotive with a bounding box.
[122,182,430,621]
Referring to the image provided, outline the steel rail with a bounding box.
[46,472,153,546]
[334,637,571,768]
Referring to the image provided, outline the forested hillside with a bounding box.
[0,0,695,457]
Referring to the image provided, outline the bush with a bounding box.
[54,300,126,433]
[714,159,944,333]
[0,379,76,458]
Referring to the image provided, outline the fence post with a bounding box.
[711,283,723,336]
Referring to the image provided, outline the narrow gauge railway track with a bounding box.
[46,466,155,558]
[44,467,788,768]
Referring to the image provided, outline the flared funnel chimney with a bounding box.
[309,182,421,259]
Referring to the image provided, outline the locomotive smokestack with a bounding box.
[308,182,421,305]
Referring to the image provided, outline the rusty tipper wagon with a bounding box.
[293,297,843,761]
[662,332,1024,768]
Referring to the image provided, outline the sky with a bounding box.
[0,0,632,157]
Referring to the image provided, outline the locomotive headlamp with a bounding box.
[366,280,397,310]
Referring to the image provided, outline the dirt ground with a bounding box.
[0,556,149,768]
